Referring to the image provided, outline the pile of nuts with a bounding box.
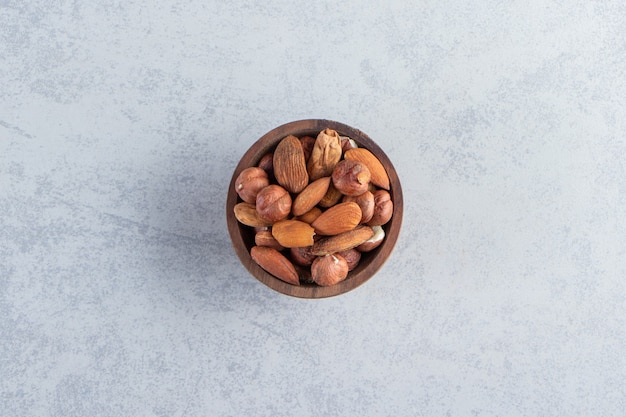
[233,128,393,287]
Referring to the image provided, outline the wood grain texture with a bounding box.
[226,119,403,298]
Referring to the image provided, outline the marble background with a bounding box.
[1,1,625,416]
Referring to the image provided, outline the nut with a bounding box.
[257,152,274,178]
[318,182,343,208]
[342,191,375,224]
[311,202,362,236]
[356,225,385,252]
[336,248,361,271]
[292,176,331,216]
[293,207,322,224]
[311,225,374,256]
[331,159,371,197]
[300,136,316,162]
[367,189,393,226]
[311,254,349,286]
[255,184,292,223]
[235,167,270,204]
[290,246,316,267]
[255,229,285,251]
[250,246,299,285]
[340,136,358,153]
[307,128,343,181]
[271,219,316,248]
[273,135,309,193]
[344,148,390,190]
[234,202,272,227]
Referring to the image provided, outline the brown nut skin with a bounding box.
[300,136,316,162]
[311,254,349,286]
[250,246,299,286]
[255,229,285,251]
[235,167,270,204]
[289,246,316,267]
[318,183,343,208]
[367,189,393,226]
[340,137,358,153]
[257,152,274,178]
[255,184,292,223]
[356,225,385,252]
[294,207,322,224]
[336,248,361,271]
[331,159,371,197]
[342,191,375,224]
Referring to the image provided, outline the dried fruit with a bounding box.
[311,225,374,256]
[367,189,393,226]
[342,191,375,224]
[250,246,299,285]
[307,129,342,181]
[273,135,309,193]
[256,184,292,223]
[292,176,331,216]
[344,148,390,190]
[235,167,270,204]
[356,225,385,252]
[332,159,371,197]
[311,202,361,236]
[255,229,285,251]
[311,254,349,286]
[271,219,315,248]
[234,202,272,227]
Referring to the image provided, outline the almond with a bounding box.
[311,225,374,256]
[255,229,285,251]
[250,246,299,285]
[344,148,390,190]
[311,202,362,235]
[292,176,331,216]
[293,206,322,224]
[234,202,272,227]
[318,182,343,208]
[271,219,316,248]
[273,135,309,193]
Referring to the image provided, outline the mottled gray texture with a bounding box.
[1,0,625,416]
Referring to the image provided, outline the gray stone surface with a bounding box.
[2,1,625,416]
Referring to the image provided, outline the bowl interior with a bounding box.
[226,119,403,298]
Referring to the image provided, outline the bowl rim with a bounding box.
[226,119,403,298]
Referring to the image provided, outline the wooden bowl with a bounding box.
[226,119,403,298]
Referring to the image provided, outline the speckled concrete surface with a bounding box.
[2,1,626,416]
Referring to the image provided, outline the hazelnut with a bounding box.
[342,191,375,224]
[290,246,316,267]
[340,136,358,153]
[367,190,393,226]
[356,225,385,252]
[255,184,291,223]
[257,152,274,178]
[331,159,371,197]
[336,248,361,271]
[311,254,349,286]
[235,167,270,204]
